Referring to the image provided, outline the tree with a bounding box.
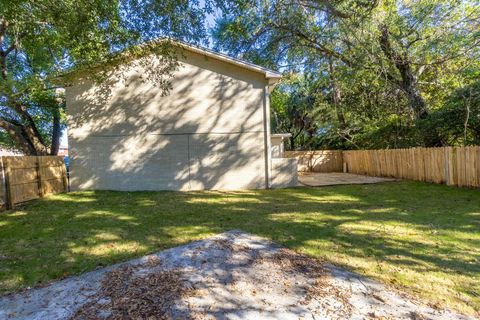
[212,0,480,148]
[374,0,479,121]
[421,80,480,146]
[0,1,130,154]
[271,74,323,149]
[0,0,215,155]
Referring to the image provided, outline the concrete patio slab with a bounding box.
[299,172,396,187]
[0,231,473,320]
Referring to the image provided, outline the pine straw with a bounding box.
[71,245,352,319]
[70,262,194,320]
[259,248,353,317]
[214,240,352,315]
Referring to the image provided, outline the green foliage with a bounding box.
[0,0,132,153]
[0,0,215,153]
[420,81,480,146]
[2,0,478,152]
[271,74,323,149]
[212,0,480,149]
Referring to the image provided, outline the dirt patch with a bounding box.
[258,248,349,304]
[254,248,353,318]
[0,231,474,320]
[71,245,353,320]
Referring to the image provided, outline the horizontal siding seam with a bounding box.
[87,131,266,138]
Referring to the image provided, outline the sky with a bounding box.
[60,130,68,147]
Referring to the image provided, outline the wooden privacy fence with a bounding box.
[285,147,479,188]
[0,156,68,210]
[343,146,480,187]
[284,150,343,172]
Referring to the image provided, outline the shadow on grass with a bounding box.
[0,181,479,313]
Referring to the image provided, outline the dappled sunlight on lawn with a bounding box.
[0,181,479,315]
[267,212,358,226]
[367,207,398,213]
[69,241,148,257]
[466,212,480,217]
[4,211,27,218]
[184,195,268,205]
[158,225,217,241]
[74,210,138,222]
[287,192,362,203]
[91,232,122,241]
[135,199,158,207]
[337,221,426,237]
[46,192,99,203]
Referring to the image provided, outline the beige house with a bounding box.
[65,40,297,191]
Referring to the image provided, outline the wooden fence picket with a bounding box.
[290,147,479,188]
[341,146,479,188]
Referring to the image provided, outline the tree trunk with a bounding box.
[328,58,347,127]
[404,83,428,120]
[0,111,49,155]
[0,118,36,154]
[289,136,296,150]
[379,24,428,120]
[395,61,428,120]
[50,111,61,155]
[12,103,49,154]
[0,18,50,155]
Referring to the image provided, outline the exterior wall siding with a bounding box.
[67,49,268,191]
[271,158,298,188]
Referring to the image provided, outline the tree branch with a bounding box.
[271,21,353,66]
[0,117,36,154]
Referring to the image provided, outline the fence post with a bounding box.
[36,156,44,197]
[0,157,7,210]
[3,158,13,210]
[444,147,452,186]
[61,158,68,192]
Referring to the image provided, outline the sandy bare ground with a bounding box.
[0,230,475,320]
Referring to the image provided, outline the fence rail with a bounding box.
[1,156,68,210]
[284,150,343,172]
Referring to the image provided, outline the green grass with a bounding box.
[0,181,479,315]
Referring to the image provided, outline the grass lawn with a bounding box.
[0,181,479,315]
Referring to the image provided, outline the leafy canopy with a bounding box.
[0,0,216,154]
[212,0,480,149]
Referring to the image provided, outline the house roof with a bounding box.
[173,39,282,80]
[57,38,282,83]
[271,133,292,141]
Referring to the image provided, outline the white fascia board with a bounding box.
[176,41,282,80]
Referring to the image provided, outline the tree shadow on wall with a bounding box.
[67,48,267,191]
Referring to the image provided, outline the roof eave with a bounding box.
[174,41,282,81]
[271,133,292,138]
[55,38,283,84]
